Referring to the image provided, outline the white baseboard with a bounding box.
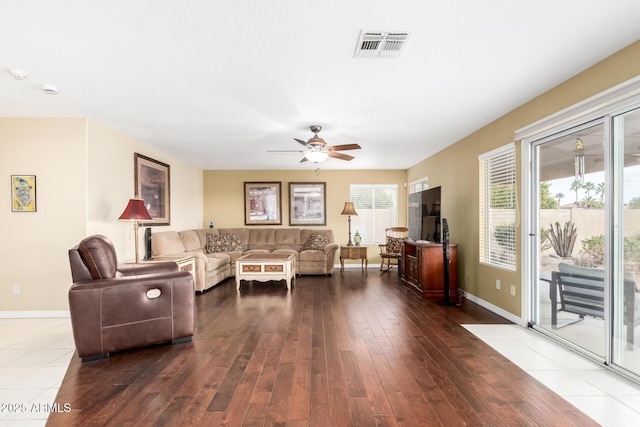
[0,311,70,319]
[461,290,525,326]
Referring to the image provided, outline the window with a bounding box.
[408,177,428,241]
[479,143,516,270]
[408,177,428,194]
[350,184,398,244]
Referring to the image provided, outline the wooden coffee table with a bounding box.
[235,253,296,290]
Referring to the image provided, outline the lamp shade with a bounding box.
[340,201,358,216]
[119,198,153,221]
[304,150,329,163]
[429,203,441,216]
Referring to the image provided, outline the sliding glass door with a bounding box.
[532,121,607,360]
[611,108,640,373]
[529,104,640,379]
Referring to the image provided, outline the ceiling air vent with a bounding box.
[354,31,411,58]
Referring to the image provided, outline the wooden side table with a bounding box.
[340,246,367,272]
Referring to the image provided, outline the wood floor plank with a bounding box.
[47,271,599,427]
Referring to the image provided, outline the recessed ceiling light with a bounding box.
[8,69,29,80]
[41,84,59,95]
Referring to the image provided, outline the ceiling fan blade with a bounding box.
[328,143,361,151]
[267,150,305,153]
[328,151,354,161]
[299,157,308,163]
[294,138,309,147]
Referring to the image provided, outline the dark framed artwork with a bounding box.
[11,175,36,212]
[244,182,282,225]
[289,182,326,226]
[134,153,170,225]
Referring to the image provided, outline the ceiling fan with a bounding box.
[269,125,361,163]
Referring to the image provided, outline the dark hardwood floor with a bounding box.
[48,270,597,426]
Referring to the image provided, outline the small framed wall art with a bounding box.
[289,182,326,226]
[134,153,170,225]
[244,181,282,225]
[11,175,36,212]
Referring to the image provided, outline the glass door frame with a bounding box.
[518,76,640,381]
[525,118,610,363]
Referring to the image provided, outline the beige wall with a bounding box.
[0,118,203,313]
[407,40,640,316]
[1,118,88,312]
[203,169,407,265]
[86,120,204,262]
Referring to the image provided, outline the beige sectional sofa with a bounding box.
[152,228,339,292]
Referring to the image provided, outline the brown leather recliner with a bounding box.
[68,235,195,362]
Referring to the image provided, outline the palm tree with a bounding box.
[595,182,605,203]
[554,192,564,207]
[583,181,595,198]
[569,179,582,204]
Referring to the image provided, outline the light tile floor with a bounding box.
[0,318,74,427]
[464,324,640,427]
[3,319,640,426]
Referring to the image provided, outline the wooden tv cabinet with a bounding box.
[401,241,458,299]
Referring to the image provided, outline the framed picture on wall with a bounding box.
[244,182,282,225]
[289,182,326,226]
[135,153,170,225]
[11,175,36,212]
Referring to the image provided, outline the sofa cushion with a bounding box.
[249,228,276,251]
[152,231,186,256]
[179,230,201,252]
[276,228,302,251]
[303,233,330,250]
[299,250,328,262]
[193,228,216,248]
[273,248,299,258]
[205,253,230,270]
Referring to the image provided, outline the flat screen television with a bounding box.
[408,186,441,243]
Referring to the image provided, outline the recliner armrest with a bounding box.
[117,261,179,276]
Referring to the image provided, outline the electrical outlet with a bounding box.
[510,285,516,296]
[496,279,501,290]
[13,284,20,295]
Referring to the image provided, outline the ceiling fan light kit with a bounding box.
[268,125,362,165]
[304,151,329,163]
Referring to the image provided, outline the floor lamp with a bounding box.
[340,202,358,246]
[119,198,153,264]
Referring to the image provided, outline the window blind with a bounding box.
[479,143,516,270]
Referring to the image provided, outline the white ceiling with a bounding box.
[2,1,640,170]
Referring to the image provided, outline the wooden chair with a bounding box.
[378,227,408,272]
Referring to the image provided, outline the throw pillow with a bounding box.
[206,233,232,253]
[303,233,330,251]
[386,236,404,254]
[206,233,249,253]
[226,233,248,251]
